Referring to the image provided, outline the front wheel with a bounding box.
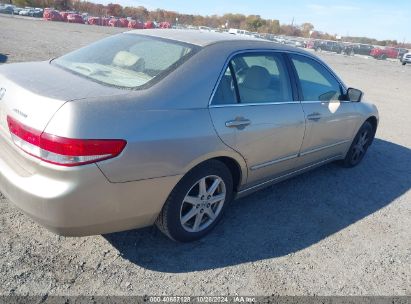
[341,121,373,168]
[402,62,407,66]
[156,160,233,242]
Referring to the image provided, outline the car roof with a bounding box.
[127,29,303,52]
[128,29,261,46]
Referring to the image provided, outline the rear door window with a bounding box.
[211,52,293,105]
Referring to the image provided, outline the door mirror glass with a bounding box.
[346,88,363,102]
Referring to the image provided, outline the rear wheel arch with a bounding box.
[213,156,242,192]
[183,156,245,193]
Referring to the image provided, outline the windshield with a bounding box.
[53,33,197,89]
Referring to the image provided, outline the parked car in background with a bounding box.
[159,21,171,29]
[304,40,316,49]
[18,8,31,16]
[29,8,43,17]
[283,39,303,48]
[88,16,108,26]
[59,11,69,21]
[128,19,144,29]
[144,21,156,29]
[81,13,88,23]
[0,5,14,14]
[343,44,374,56]
[370,47,383,59]
[118,18,129,27]
[401,53,411,65]
[228,28,251,36]
[398,48,409,61]
[314,40,344,53]
[13,7,23,14]
[0,30,378,242]
[371,47,408,60]
[108,18,120,27]
[43,9,63,21]
[67,13,84,24]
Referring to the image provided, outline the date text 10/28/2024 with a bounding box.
[148,296,257,303]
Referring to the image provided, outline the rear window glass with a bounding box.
[52,33,197,89]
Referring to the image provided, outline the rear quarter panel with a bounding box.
[45,100,247,183]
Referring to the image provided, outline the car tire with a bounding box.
[380,54,387,60]
[350,50,355,56]
[315,47,322,52]
[156,160,233,242]
[402,62,406,66]
[341,121,374,168]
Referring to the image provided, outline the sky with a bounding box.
[91,0,410,42]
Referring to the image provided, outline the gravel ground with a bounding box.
[0,15,410,296]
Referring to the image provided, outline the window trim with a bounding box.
[228,62,241,104]
[209,49,347,107]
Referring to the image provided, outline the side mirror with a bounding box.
[346,88,363,102]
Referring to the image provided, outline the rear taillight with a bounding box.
[7,116,126,167]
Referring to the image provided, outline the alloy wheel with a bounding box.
[179,175,226,233]
[351,130,369,163]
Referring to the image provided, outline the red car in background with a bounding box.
[43,9,63,21]
[128,20,144,29]
[144,21,156,29]
[88,17,108,26]
[371,47,408,60]
[67,13,84,24]
[88,16,100,25]
[118,18,129,27]
[304,40,315,49]
[108,18,120,27]
[159,21,171,29]
[59,11,69,21]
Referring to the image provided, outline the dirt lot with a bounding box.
[0,15,410,296]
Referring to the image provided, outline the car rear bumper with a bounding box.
[0,140,182,236]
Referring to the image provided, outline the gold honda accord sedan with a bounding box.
[0,30,378,242]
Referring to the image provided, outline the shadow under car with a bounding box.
[104,138,411,273]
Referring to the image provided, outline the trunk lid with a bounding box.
[0,61,127,141]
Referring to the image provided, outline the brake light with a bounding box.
[7,116,126,166]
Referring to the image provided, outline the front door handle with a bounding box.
[225,117,251,129]
[307,112,321,121]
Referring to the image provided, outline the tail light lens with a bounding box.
[7,116,126,167]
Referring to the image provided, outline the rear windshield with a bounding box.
[53,33,197,89]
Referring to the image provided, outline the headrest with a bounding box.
[242,66,271,90]
[112,51,141,68]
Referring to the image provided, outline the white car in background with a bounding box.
[18,9,31,16]
[228,28,251,36]
[402,53,411,65]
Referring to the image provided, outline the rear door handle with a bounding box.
[307,112,321,121]
[225,117,251,129]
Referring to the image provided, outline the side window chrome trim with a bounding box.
[210,101,300,108]
[208,49,347,107]
[300,100,352,104]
